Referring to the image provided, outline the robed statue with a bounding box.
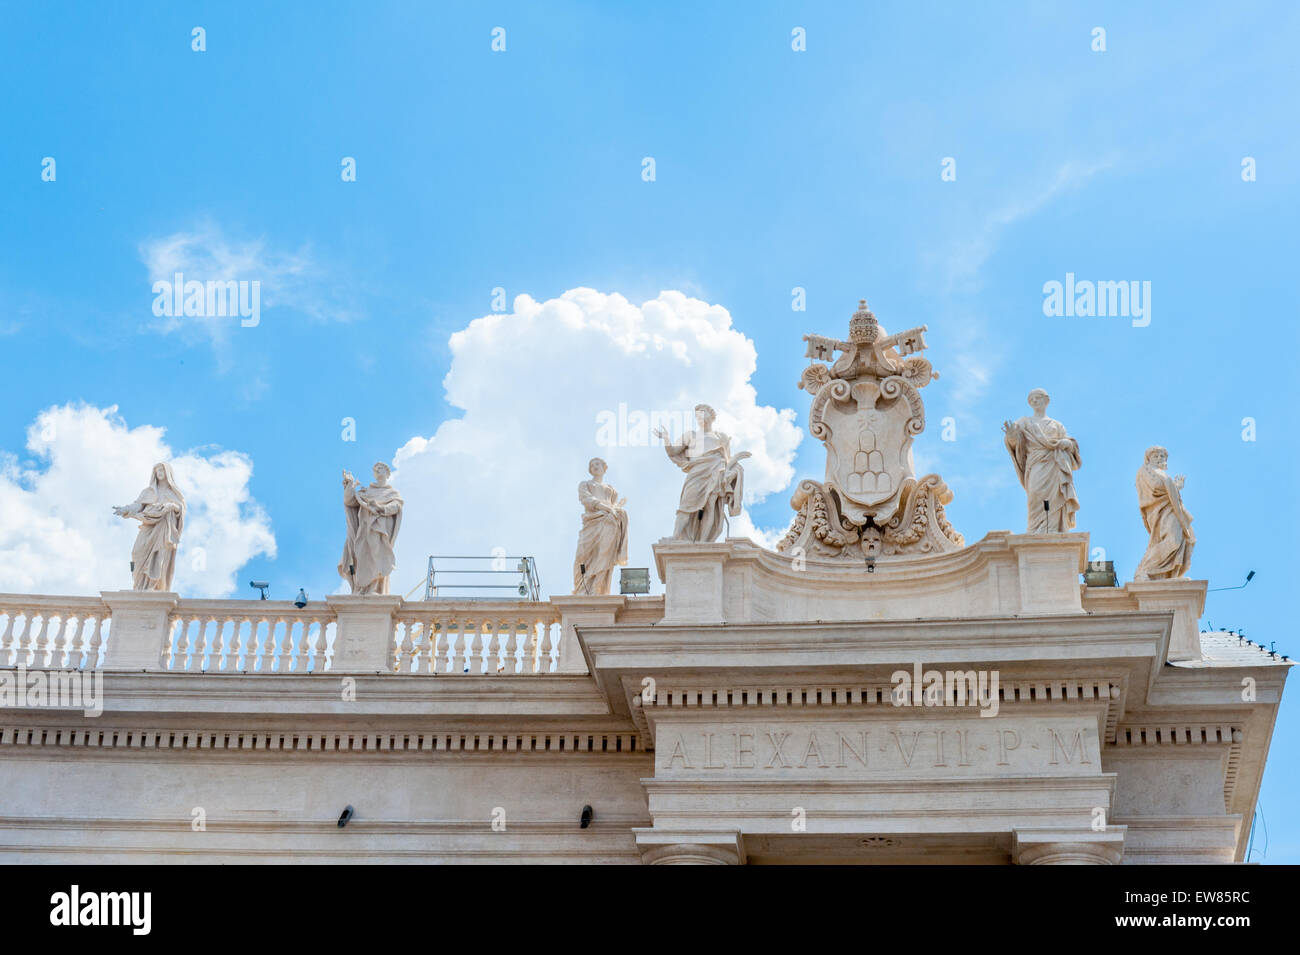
[1003,389,1082,533]
[338,462,404,595]
[654,404,749,543]
[1134,446,1195,580]
[572,457,629,595]
[112,462,186,591]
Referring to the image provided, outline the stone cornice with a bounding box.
[579,612,1172,717]
[0,723,647,757]
[0,669,613,719]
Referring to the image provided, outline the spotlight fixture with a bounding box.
[338,805,354,828]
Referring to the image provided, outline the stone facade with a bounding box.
[0,531,1287,864]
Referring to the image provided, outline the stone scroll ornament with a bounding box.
[777,300,963,561]
[112,462,186,591]
[572,457,629,595]
[338,462,404,595]
[1133,446,1195,580]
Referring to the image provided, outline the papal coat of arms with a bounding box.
[778,300,964,561]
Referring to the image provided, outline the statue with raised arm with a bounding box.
[572,457,629,595]
[654,404,749,542]
[338,462,404,595]
[112,462,186,591]
[1134,446,1195,581]
[1002,388,1082,533]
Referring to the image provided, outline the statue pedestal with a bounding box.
[549,595,628,673]
[1126,579,1207,662]
[101,590,179,671]
[326,595,402,672]
[652,532,1089,626]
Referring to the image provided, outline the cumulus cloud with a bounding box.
[389,288,802,597]
[0,404,275,597]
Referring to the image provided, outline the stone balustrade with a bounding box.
[0,592,574,675]
[0,594,111,670]
[392,602,561,674]
[165,600,335,673]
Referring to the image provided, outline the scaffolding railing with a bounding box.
[414,555,542,602]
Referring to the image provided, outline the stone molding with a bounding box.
[1012,827,1126,864]
[653,532,1089,625]
[634,828,745,865]
[629,677,1124,750]
[0,724,645,755]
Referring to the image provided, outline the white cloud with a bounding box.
[389,288,802,597]
[0,404,275,597]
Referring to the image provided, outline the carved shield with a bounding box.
[819,380,916,520]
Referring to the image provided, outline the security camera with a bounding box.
[294,588,308,609]
[249,580,270,600]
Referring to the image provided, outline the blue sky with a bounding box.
[2,2,1297,860]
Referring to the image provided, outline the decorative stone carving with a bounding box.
[572,457,629,595]
[654,405,749,542]
[1134,446,1194,581]
[112,462,185,591]
[1002,389,1081,533]
[778,300,963,561]
[338,462,404,595]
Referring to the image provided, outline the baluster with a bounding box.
[450,618,466,673]
[256,617,273,672]
[209,618,228,672]
[177,617,193,671]
[0,610,17,666]
[406,621,424,673]
[22,613,43,668]
[395,621,412,673]
[313,619,330,672]
[244,617,260,672]
[521,619,537,674]
[280,618,295,673]
[263,619,278,673]
[43,615,62,668]
[88,616,105,670]
[501,621,516,674]
[432,620,446,672]
[192,617,210,672]
[484,621,497,674]
[483,621,497,673]
[467,622,484,674]
[540,620,556,673]
[228,617,245,671]
[67,616,86,670]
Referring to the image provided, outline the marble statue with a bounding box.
[1002,389,1082,533]
[338,462,404,595]
[654,404,748,543]
[1134,446,1195,580]
[572,457,629,595]
[778,300,964,561]
[112,462,186,591]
